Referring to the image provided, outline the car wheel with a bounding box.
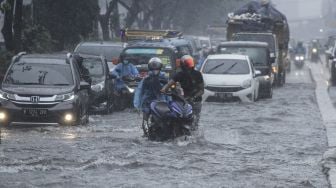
[104,96,113,114]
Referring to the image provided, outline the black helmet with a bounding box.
[148,57,163,71]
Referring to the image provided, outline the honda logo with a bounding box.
[30,96,40,103]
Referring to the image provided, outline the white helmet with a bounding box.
[261,0,270,5]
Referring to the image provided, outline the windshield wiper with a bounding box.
[207,63,225,73]
[52,84,71,86]
[222,62,238,74]
[19,83,39,85]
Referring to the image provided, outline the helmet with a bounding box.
[120,54,130,65]
[148,57,163,71]
[180,55,195,70]
[260,0,270,5]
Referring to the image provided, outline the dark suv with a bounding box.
[74,41,124,71]
[0,53,90,126]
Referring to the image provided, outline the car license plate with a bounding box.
[216,93,233,98]
[23,109,48,117]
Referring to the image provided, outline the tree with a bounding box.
[99,0,118,40]
[1,0,23,52]
[33,0,99,50]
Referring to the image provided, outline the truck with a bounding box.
[226,1,290,86]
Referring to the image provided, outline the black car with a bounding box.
[73,54,114,114]
[0,53,90,126]
[74,41,124,71]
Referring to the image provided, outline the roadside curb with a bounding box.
[308,63,336,188]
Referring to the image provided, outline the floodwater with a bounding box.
[0,65,329,188]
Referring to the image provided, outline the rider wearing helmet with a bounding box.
[161,55,204,129]
[134,57,168,121]
[112,54,139,93]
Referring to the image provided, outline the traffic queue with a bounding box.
[0,0,289,141]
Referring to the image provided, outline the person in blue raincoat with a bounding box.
[112,54,139,94]
[134,57,168,121]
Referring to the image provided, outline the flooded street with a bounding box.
[0,65,329,188]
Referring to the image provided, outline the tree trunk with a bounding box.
[111,3,121,37]
[125,0,140,28]
[2,0,15,51]
[99,14,110,40]
[13,0,23,53]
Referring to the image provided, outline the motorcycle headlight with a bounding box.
[242,79,252,88]
[126,86,135,93]
[55,92,75,101]
[91,81,105,92]
[264,75,270,81]
[0,90,15,100]
[312,48,317,53]
[295,56,300,61]
[272,66,278,73]
[300,56,304,60]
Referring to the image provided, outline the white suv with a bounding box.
[200,54,261,102]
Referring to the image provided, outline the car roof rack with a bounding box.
[121,29,183,42]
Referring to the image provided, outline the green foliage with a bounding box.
[33,0,99,50]
[22,24,55,53]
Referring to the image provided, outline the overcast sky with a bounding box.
[273,0,324,21]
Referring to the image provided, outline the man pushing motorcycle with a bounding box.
[161,55,204,129]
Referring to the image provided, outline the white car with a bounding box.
[200,54,261,102]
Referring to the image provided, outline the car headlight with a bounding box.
[242,79,252,88]
[300,56,304,60]
[312,48,317,53]
[55,92,75,101]
[0,90,15,100]
[91,81,105,92]
[295,56,300,61]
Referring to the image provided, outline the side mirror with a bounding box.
[270,57,276,63]
[80,81,90,90]
[112,58,119,65]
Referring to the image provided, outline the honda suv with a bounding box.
[0,52,90,126]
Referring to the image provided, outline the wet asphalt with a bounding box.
[0,64,330,188]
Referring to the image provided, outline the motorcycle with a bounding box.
[142,87,193,141]
[113,75,142,111]
[294,54,305,68]
[311,48,319,63]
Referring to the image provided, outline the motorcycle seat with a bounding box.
[154,102,171,116]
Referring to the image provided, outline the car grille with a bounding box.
[12,102,58,108]
[206,86,244,93]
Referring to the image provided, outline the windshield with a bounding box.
[124,48,173,70]
[4,61,74,85]
[233,34,275,52]
[203,59,250,75]
[218,47,268,65]
[81,58,104,77]
[76,45,123,60]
